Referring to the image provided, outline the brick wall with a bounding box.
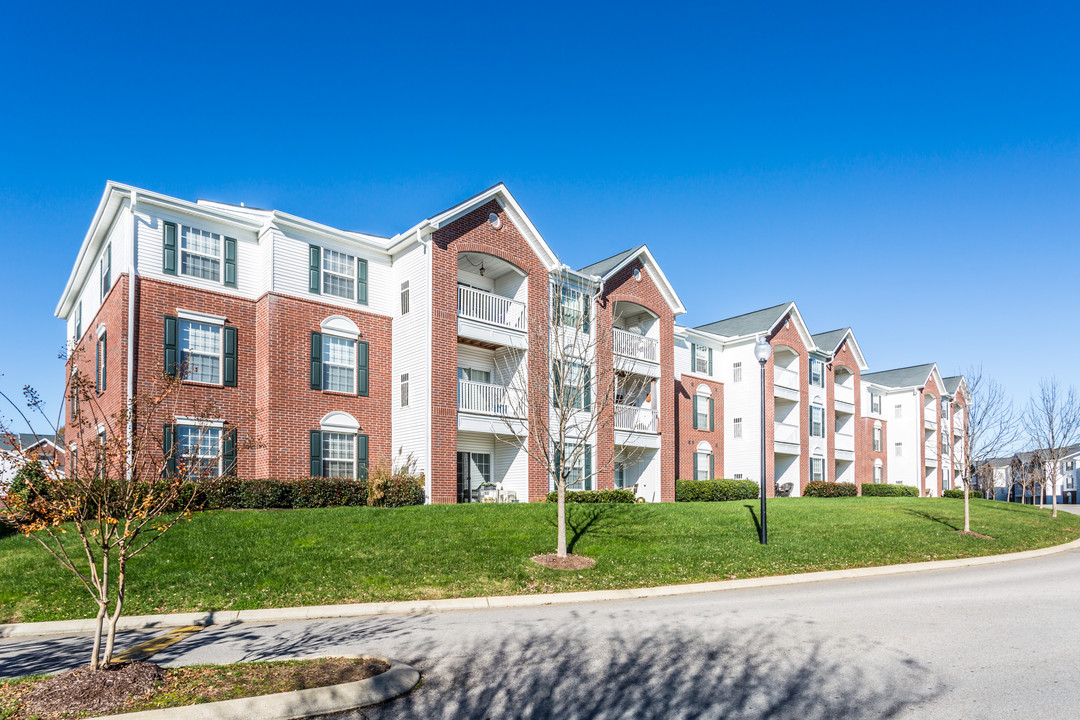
[830,337,861,490]
[765,313,810,496]
[921,375,943,496]
[674,374,725,480]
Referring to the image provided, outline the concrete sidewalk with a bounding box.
[4,534,1080,639]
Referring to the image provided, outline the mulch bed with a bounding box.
[953,530,996,540]
[532,553,596,570]
[2,657,389,720]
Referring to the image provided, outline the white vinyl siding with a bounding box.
[391,240,430,491]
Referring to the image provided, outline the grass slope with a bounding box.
[0,498,1076,623]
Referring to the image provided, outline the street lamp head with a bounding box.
[754,336,772,364]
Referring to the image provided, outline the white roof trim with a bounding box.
[596,245,686,316]
[816,328,870,372]
[767,303,815,351]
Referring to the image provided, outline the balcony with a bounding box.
[457,379,526,435]
[953,420,963,436]
[836,432,855,452]
[615,404,661,448]
[924,443,938,467]
[457,285,528,349]
[834,384,855,414]
[774,421,800,455]
[773,366,800,401]
[924,410,937,429]
[613,327,660,377]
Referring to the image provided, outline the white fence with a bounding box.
[774,367,800,390]
[615,404,659,433]
[457,285,527,331]
[458,380,525,418]
[774,421,799,444]
[613,328,659,363]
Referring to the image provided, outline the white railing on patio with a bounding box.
[457,380,525,418]
[835,432,855,452]
[613,328,659,363]
[924,406,938,424]
[615,404,659,433]
[774,421,799,444]
[834,384,855,405]
[457,285,527,331]
[925,443,938,461]
[774,366,800,390]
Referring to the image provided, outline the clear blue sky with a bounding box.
[1,1,1077,432]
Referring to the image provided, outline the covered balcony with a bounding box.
[614,375,660,448]
[456,344,527,436]
[773,346,800,401]
[612,301,661,377]
[834,368,856,414]
[774,398,800,455]
[924,440,938,467]
[924,394,938,429]
[457,252,528,349]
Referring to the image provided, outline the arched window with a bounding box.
[694,441,713,481]
[311,411,367,480]
[693,385,714,431]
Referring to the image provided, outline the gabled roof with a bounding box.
[811,327,870,371]
[578,244,686,316]
[942,375,966,397]
[861,363,938,390]
[578,245,645,277]
[0,434,62,453]
[696,302,792,338]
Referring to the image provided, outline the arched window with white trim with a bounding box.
[811,449,826,482]
[693,385,714,431]
[310,411,368,479]
[694,441,714,481]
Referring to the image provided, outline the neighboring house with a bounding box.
[55,181,966,503]
[989,445,1080,504]
[0,434,65,488]
[859,365,968,496]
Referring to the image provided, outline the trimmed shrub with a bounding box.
[860,483,919,497]
[675,479,759,502]
[942,487,977,499]
[803,481,857,498]
[545,489,636,504]
[179,476,424,511]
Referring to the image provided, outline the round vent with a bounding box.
[489,213,501,229]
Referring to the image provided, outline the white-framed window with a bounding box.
[810,358,825,388]
[871,393,882,414]
[400,281,410,315]
[558,284,587,329]
[614,463,627,489]
[558,361,589,410]
[694,345,710,375]
[177,424,223,478]
[400,373,410,407]
[732,362,742,383]
[873,426,882,452]
[811,456,825,482]
[181,226,222,282]
[943,468,951,489]
[322,431,356,479]
[895,442,903,458]
[99,243,112,300]
[733,418,743,439]
[894,404,902,419]
[323,249,357,300]
[458,367,491,383]
[695,389,710,429]
[810,405,825,438]
[873,463,883,483]
[941,397,949,415]
[323,335,356,394]
[562,445,592,490]
[180,320,222,385]
[695,452,711,480]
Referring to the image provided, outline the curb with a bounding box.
[5,536,1080,639]
[89,656,420,720]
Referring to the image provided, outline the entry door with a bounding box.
[456,452,492,503]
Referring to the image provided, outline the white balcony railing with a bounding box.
[834,384,855,405]
[774,367,800,390]
[774,421,799,444]
[457,380,525,418]
[615,404,659,433]
[613,328,659,364]
[924,407,938,424]
[835,432,855,452]
[925,443,938,461]
[457,285,527,331]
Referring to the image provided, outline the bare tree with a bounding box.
[956,367,1021,533]
[490,270,651,558]
[1024,378,1080,519]
[0,351,256,669]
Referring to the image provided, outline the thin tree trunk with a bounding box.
[90,600,107,671]
[557,482,567,557]
[103,555,126,665]
[1052,482,1058,519]
[963,484,971,533]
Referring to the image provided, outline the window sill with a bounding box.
[183,380,225,389]
[321,389,360,398]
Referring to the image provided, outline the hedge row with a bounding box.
[943,487,978,499]
[177,476,425,510]
[860,483,920,497]
[545,489,636,504]
[803,481,858,497]
[675,479,759,502]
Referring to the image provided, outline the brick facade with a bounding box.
[674,375,725,480]
[764,312,810,496]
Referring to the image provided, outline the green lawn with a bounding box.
[0,498,1077,624]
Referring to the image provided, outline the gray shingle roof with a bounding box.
[861,363,937,389]
[942,376,964,395]
[811,328,850,353]
[0,433,59,452]
[578,245,645,278]
[695,302,792,338]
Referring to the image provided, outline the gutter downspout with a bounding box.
[126,191,138,480]
[417,222,434,504]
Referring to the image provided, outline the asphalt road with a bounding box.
[4,545,1080,719]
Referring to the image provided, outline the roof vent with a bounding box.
[489,213,501,229]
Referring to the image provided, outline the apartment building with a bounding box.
[56,182,689,504]
[859,365,968,496]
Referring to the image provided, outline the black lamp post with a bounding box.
[754,336,773,545]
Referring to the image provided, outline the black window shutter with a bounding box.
[709,397,715,432]
[101,244,111,298]
[583,365,591,408]
[357,340,369,396]
[96,336,102,392]
[164,316,179,377]
[581,297,590,334]
[310,430,322,477]
[357,433,369,480]
[692,395,699,430]
[163,222,178,275]
[709,453,715,479]
[75,301,82,340]
[162,424,177,478]
[708,348,714,376]
[310,332,322,390]
[309,246,321,293]
[584,445,592,488]
[554,444,562,486]
[223,326,238,387]
[224,237,237,288]
[222,427,237,476]
[357,259,368,305]
[693,452,699,479]
[552,362,562,409]
[690,343,696,369]
[101,334,107,391]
